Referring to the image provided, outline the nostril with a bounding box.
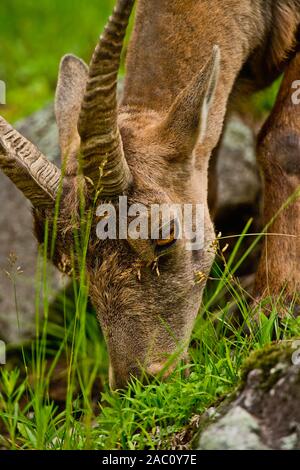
[109,358,187,389]
[128,365,142,381]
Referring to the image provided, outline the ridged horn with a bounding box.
[0,117,61,208]
[78,0,134,197]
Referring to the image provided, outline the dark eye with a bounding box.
[153,219,179,254]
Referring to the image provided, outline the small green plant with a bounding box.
[0,212,299,449]
[0,0,131,122]
[0,0,298,451]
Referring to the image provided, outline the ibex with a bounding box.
[0,0,299,389]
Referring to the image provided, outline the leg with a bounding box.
[254,52,300,313]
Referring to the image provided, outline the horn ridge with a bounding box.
[78,0,134,196]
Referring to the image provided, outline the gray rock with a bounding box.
[217,116,261,212]
[0,106,61,343]
[198,406,268,450]
[196,342,300,450]
[16,104,60,161]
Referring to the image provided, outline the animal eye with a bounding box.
[154,220,179,254]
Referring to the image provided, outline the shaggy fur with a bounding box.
[0,0,299,388]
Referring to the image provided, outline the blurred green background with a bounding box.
[0,0,118,122]
[0,0,278,124]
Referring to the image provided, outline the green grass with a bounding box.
[0,0,278,124]
[0,214,299,449]
[1,183,299,450]
[0,0,298,452]
[0,0,118,122]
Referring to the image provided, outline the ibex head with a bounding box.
[0,0,220,389]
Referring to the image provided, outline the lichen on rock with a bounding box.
[196,340,300,450]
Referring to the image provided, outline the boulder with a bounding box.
[0,106,61,343]
[197,341,300,450]
[216,116,261,216]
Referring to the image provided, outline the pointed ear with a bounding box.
[55,54,88,174]
[159,45,221,156]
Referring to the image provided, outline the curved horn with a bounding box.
[78,0,134,197]
[0,117,61,208]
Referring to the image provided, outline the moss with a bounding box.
[240,341,295,392]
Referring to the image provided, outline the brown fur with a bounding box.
[1,0,300,388]
[254,52,300,308]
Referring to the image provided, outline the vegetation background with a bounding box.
[0,0,298,451]
[0,0,278,123]
[0,0,121,122]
